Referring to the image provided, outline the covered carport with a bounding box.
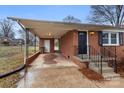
[7,17,124,65]
[5,17,124,88]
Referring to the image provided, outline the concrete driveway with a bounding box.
[17,53,124,88]
[17,53,97,88]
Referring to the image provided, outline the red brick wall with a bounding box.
[60,30,78,58]
[39,31,124,62]
[88,31,100,54]
[88,31,124,62]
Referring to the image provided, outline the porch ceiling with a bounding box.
[8,17,124,38]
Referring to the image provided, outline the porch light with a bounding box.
[48,33,51,36]
[90,31,95,35]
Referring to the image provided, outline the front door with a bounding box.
[44,40,50,53]
[78,32,87,54]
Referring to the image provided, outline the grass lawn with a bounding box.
[0,46,39,88]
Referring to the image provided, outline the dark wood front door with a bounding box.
[78,32,87,54]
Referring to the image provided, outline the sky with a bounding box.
[0,5,91,38]
[0,5,91,22]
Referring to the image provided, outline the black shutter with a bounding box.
[119,32,123,46]
[98,31,103,46]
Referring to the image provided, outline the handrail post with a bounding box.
[100,55,103,74]
[114,46,117,73]
[104,47,105,57]
[89,45,90,59]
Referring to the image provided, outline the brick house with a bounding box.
[0,36,13,45]
[8,17,124,79]
[0,36,24,46]
[8,17,124,61]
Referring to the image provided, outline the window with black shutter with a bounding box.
[99,31,121,46]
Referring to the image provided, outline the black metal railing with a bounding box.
[89,45,117,74]
[100,46,117,73]
[76,45,118,74]
[89,45,103,74]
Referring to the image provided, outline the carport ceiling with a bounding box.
[8,17,124,38]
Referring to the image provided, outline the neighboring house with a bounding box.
[12,39,24,45]
[0,36,13,45]
[0,36,24,45]
[8,17,124,79]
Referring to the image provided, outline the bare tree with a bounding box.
[19,29,35,46]
[88,5,124,27]
[18,29,25,39]
[63,15,81,23]
[0,19,15,39]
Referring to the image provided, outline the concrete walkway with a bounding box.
[17,53,97,88]
[17,53,124,88]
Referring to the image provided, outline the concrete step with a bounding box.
[77,55,115,61]
[77,55,120,80]
[103,73,120,80]
[91,58,115,62]
[90,66,114,73]
[77,54,88,59]
[89,62,120,80]
[89,62,108,67]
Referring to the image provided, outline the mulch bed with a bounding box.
[115,62,124,78]
[43,54,58,64]
[79,68,104,81]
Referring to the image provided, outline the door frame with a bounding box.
[86,30,89,58]
[44,40,50,53]
[78,31,89,55]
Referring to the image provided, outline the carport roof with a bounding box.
[8,17,124,38]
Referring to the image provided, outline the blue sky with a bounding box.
[0,5,91,22]
[0,5,91,38]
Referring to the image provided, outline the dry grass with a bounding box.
[0,46,24,74]
[0,46,38,88]
[0,73,21,88]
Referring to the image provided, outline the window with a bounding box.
[102,33,109,44]
[102,32,119,46]
[54,39,59,51]
[111,33,117,44]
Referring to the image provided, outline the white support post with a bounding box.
[87,31,90,59]
[34,34,36,53]
[24,29,29,65]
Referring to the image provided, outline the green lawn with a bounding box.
[0,45,39,87]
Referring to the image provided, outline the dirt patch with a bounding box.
[79,68,104,81]
[43,54,58,64]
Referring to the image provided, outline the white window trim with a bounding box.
[102,32,119,46]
